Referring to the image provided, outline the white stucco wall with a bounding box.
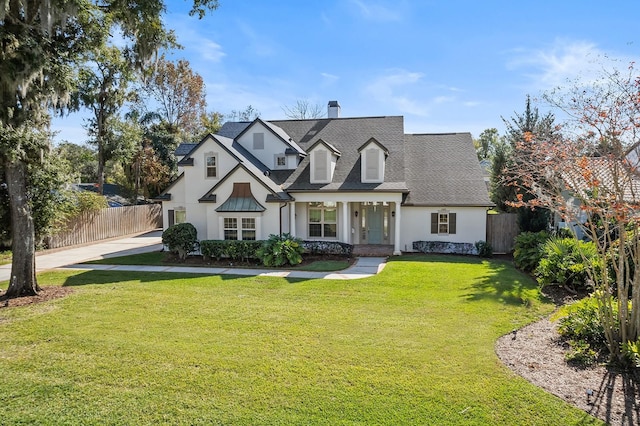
[236,123,293,170]
[400,206,488,252]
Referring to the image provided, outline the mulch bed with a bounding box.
[163,253,356,269]
[0,286,74,309]
[496,286,640,425]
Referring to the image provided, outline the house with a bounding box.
[155,102,493,255]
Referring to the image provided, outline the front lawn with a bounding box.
[0,250,11,265]
[0,255,600,425]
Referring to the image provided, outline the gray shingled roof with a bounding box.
[270,116,407,192]
[175,143,198,156]
[404,133,493,206]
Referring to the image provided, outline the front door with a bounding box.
[366,204,383,244]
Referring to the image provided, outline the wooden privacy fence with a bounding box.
[486,213,519,254]
[45,204,162,249]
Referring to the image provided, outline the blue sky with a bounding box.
[52,0,640,144]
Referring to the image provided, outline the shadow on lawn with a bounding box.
[464,259,539,306]
[62,269,311,287]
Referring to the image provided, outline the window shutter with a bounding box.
[168,210,175,227]
[449,213,457,234]
[430,213,438,234]
[253,133,264,149]
[315,150,328,181]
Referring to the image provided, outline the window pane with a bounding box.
[242,218,255,229]
[242,230,256,240]
[206,167,216,177]
[175,210,186,224]
[439,224,448,234]
[324,224,337,237]
[224,218,237,229]
[324,208,336,222]
[309,223,322,237]
[224,230,238,240]
[276,156,286,166]
[439,214,448,224]
[309,202,323,208]
[309,209,322,223]
[206,156,216,166]
[324,201,336,208]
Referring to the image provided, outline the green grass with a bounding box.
[86,251,351,272]
[0,255,601,425]
[0,250,11,265]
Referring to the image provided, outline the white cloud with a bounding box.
[321,72,339,83]
[237,21,276,57]
[364,69,429,116]
[196,40,226,63]
[507,39,631,89]
[349,0,403,22]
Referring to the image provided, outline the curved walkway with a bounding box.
[1,231,387,282]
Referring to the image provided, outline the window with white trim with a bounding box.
[275,154,286,168]
[308,202,337,238]
[224,217,257,240]
[205,154,217,178]
[175,208,187,224]
[430,211,457,235]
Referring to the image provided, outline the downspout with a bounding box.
[279,202,287,236]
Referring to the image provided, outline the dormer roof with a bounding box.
[308,139,341,157]
[358,137,389,157]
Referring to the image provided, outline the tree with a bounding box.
[474,128,500,161]
[0,0,219,298]
[507,64,640,366]
[142,55,207,139]
[227,105,260,122]
[54,142,98,183]
[282,99,325,119]
[493,96,557,229]
[199,111,224,137]
[78,45,136,194]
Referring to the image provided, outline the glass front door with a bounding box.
[361,202,388,244]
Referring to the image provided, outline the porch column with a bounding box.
[393,203,401,255]
[289,201,296,237]
[342,202,349,244]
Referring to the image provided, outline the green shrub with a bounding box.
[257,233,304,267]
[513,231,549,272]
[475,240,493,258]
[200,240,226,261]
[162,223,198,261]
[622,339,640,368]
[557,295,610,367]
[535,237,600,291]
[200,240,263,262]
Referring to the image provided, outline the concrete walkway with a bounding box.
[1,231,387,282]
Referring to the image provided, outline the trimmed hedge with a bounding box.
[413,241,478,255]
[200,240,262,262]
[303,240,353,257]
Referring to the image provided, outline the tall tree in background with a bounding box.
[53,142,98,183]
[492,96,557,230]
[0,0,219,298]
[282,99,325,119]
[78,45,136,194]
[227,105,260,122]
[474,128,500,161]
[142,55,207,139]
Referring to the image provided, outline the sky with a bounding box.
[51,0,640,144]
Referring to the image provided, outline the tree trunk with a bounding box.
[4,159,40,297]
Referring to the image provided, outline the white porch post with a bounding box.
[342,201,349,243]
[289,201,296,237]
[393,203,401,255]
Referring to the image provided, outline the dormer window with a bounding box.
[275,154,287,169]
[358,138,388,184]
[309,139,340,184]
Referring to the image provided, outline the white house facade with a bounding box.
[156,103,493,255]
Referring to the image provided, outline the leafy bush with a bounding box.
[622,339,640,368]
[257,233,304,267]
[162,223,198,261]
[303,240,353,256]
[200,240,262,262]
[535,237,600,291]
[475,240,493,258]
[513,231,549,272]
[557,295,610,366]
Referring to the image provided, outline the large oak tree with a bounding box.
[0,0,218,297]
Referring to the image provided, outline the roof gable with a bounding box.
[235,118,306,156]
[357,137,389,156]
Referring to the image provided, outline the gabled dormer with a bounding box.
[234,118,306,170]
[358,138,389,184]
[309,139,341,184]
